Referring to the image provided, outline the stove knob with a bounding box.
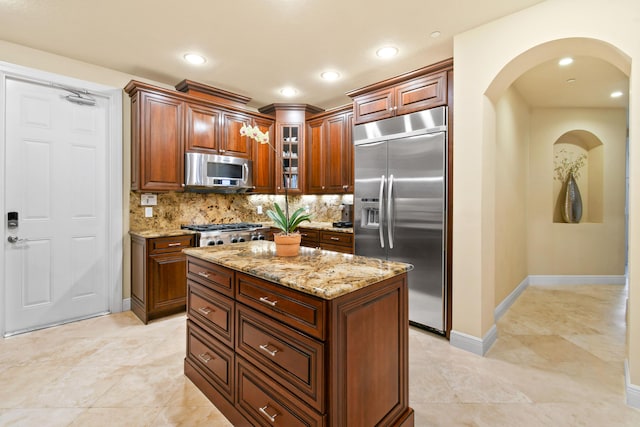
[230,237,238,243]
[216,239,224,245]
[207,241,216,246]
[258,234,265,240]
[238,237,245,242]
[250,235,259,241]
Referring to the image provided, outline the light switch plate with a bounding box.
[141,194,157,206]
[145,207,153,217]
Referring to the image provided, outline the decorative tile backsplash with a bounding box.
[129,191,353,231]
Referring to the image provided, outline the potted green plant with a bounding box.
[266,202,311,256]
[240,124,312,256]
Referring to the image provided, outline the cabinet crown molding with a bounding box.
[346,57,453,99]
[175,79,252,107]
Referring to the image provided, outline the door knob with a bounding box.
[7,236,26,243]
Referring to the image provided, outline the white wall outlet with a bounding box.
[256,205,263,214]
[141,193,157,206]
[304,205,310,214]
[145,207,153,217]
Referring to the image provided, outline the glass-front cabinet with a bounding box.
[277,124,302,194]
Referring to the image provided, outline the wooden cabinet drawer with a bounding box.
[299,228,319,248]
[236,306,324,411]
[236,358,324,427]
[188,280,234,347]
[150,234,195,254]
[187,258,234,297]
[319,231,352,247]
[186,321,234,402]
[235,272,326,340]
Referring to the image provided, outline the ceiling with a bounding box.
[0,0,628,111]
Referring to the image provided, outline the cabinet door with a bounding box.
[149,251,188,313]
[305,119,324,193]
[324,114,347,193]
[395,71,447,116]
[342,112,354,192]
[251,117,275,193]
[185,103,220,153]
[276,124,303,194]
[352,88,394,124]
[140,92,184,191]
[221,112,251,158]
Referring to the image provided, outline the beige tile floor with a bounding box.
[1,284,639,426]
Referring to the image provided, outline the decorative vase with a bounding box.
[562,172,583,223]
[273,233,301,257]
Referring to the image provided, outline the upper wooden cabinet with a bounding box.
[305,106,353,194]
[185,103,219,153]
[129,90,185,192]
[221,111,251,158]
[125,80,274,192]
[347,58,452,125]
[250,117,275,193]
[258,104,324,195]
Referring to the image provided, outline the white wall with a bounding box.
[452,0,640,388]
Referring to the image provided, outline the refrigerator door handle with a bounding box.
[387,174,394,249]
[379,175,385,248]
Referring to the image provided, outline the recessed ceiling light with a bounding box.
[320,71,340,81]
[376,46,399,59]
[280,87,298,97]
[184,53,206,65]
[611,91,624,98]
[566,78,577,84]
[430,31,441,38]
[558,57,573,66]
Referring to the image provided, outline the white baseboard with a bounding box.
[625,360,640,409]
[495,277,529,321]
[122,298,131,311]
[450,324,497,356]
[528,275,626,286]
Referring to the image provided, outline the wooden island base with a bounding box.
[182,243,414,426]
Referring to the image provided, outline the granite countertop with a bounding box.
[183,241,411,300]
[262,221,353,234]
[129,229,198,239]
[298,222,353,234]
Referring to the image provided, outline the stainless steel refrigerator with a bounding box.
[353,106,448,334]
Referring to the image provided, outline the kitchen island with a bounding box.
[183,241,414,427]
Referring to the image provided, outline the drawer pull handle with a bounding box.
[259,296,278,307]
[259,404,279,423]
[167,242,182,247]
[330,237,340,241]
[197,352,212,363]
[198,271,211,278]
[197,307,212,315]
[259,343,279,357]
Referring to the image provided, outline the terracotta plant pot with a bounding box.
[273,233,301,257]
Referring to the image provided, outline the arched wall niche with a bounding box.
[553,130,604,223]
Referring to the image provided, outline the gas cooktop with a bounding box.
[181,222,263,232]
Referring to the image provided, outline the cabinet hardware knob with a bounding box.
[259,296,278,306]
[259,405,279,423]
[197,352,212,363]
[167,242,181,247]
[198,271,211,278]
[197,307,212,315]
[259,343,279,357]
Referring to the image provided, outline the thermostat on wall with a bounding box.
[141,193,157,206]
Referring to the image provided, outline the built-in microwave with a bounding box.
[185,152,253,193]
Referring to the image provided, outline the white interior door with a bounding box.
[4,77,110,335]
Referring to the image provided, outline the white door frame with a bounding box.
[0,61,123,336]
